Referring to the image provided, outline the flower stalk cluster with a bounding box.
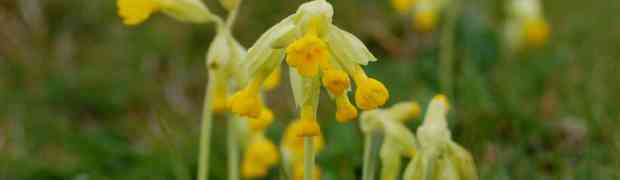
[230,0,389,138]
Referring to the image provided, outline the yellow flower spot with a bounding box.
[293,161,321,180]
[413,10,437,32]
[524,18,550,48]
[433,94,450,111]
[391,0,415,14]
[117,0,160,26]
[355,78,389,110]
[283,120,325,157]
[263,65,282,91]
[248,107,274,132]
[335,95,357,123]
[229,80,263,118]
[242,136,278,178]
[322,69,350,96]
[286,32,329,77]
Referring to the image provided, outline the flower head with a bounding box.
[283,120,325,157]
[505,0,551,50]
[286,31,330,77]
[355,78,390,110]
[322,69,350,96]
[248,107,274,132]
[229,79,263,118]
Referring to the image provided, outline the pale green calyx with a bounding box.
[403,95,478,180]
[157,0,214,23]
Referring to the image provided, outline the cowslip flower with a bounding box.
[360,101,422,180]
[230,0,389,137]
[281,120,325,180]
[391,0,416,15]
[116,0,214,26]
[403,95,478,180]
[410,0,450,32]
[505,0,550,49]
[241,133,279,178]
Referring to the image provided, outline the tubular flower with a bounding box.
[116,0,214,26]
[360,101,422,180]
[229,79,263,118]
[505,0,550,50]
[231,0,388,135]
[335,95,357,122]
[241,134,279,178]
[403,95,478,180]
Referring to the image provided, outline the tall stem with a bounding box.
[227,117,240,180]
[439,0,460,99]
[225,0,242,30]
[362,133,379,180]
[303,137,315,180]
[198,83,214,180]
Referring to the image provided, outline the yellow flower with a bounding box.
[298,105,321,137]
[355,78,389,110]
[293,160,321,180]
[117,0,160,26]
[263,65,282,91]
[242,136,279,178]
[523,18,550,47]
[413,10,437,32]
[248,107,274,132]
[283,120,325,157]
[322,69,350,96]
[286,32,329,77]
[229,80,263,118]
[335,95,357,123]
[391,0,415,14]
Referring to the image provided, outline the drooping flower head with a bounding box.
[505,0,550,50]
[230,0,389,137]
[403,95,478,180]
[360,101,422,180]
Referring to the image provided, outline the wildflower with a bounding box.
[410,0,448,32]
[360,101,422,180]
[230,0,389,135]
[248,107,274,132]
[403,95,478,180]
[117,0,214,26]
[505,0,550,49]
[241,134,279,178]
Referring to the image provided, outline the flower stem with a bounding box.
[227,117,240,180]
[198,83,214,180]
[362,133,379,180]
[439,0,460,99]
[304,137,315,180]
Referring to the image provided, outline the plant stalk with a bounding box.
[227,117,240,180]
[303,137,315,180]
[362,132,380,180]
[197,83,214,180]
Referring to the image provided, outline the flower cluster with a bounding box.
[390,0,451,32]
[360,101,422,180]
[281,120,325,180]
[403,95,478,180]
[505,0,550,49]
[229,0,389,137]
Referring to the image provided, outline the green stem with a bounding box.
[304,137,315,180]
[439,0,460,98]
[227,117,240,180]
[225,0,242,30]
[362,133,379,180]
[198,83,214,180]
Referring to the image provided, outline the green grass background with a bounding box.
[1,0,619,179]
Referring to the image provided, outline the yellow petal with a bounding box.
[117,0,159,26]
[335,95,358,123]
[355,78,389,110]
[322,69,350,96]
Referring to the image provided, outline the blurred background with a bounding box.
[1,0,619,179]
